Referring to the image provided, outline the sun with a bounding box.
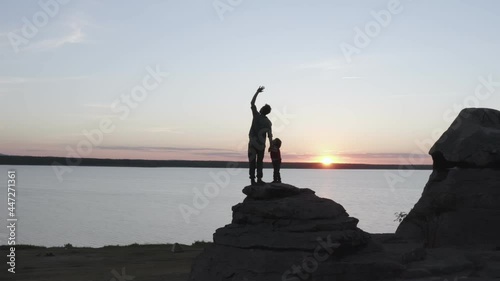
[321,157,335,166]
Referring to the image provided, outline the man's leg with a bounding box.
[248,143,257,184]
[256,148,265,182]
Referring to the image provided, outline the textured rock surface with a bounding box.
[216,184,367,252]
[397,108,500,247]
[396,169,500,246]
[189,180,500,280]
[430,108,500,168]
[189,183,389,281]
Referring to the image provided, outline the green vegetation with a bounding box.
[394,212,408,223]
[191,240,212,247]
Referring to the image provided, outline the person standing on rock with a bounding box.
[248,86,273,185]
[269,138,282,183]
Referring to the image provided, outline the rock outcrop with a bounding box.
[397,108,500,247]
[188,108,500,280]
[430,108,500,169]
[189,183,403,281]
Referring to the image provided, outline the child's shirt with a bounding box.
[270,147,281,161]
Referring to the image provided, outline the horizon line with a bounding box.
[0,154,433,167]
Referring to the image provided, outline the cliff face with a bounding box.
[189,184,402,281]
[397,108,500,247]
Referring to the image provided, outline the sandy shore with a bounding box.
[2,243,205,281]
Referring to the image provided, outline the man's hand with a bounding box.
[251,86,265,106]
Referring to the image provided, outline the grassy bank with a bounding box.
[2,242,211,281]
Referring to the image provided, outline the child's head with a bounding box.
[272,138,282,148]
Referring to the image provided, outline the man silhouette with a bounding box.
[248,86,273,185]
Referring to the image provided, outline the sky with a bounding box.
[1,0,500,164]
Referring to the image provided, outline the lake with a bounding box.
[0,165,430,247]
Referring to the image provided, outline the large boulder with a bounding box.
[397,108,500,247]
[189,183,402,281]
[430,108,500,169]
[396,168,500,247]
[217,184,366,252]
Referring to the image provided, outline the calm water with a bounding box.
[0,166,430,247]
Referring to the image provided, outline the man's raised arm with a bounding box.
[251,86,265,106]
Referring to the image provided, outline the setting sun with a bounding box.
[321,157,335,166]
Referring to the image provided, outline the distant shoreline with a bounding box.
[0,155,432,170]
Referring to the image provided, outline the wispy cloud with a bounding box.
[385,92,457,99]
[26,22,85,52]
[284,152,430,161]
[341,76,363,80]
[0,77,26,84]
[192,151,245,158]
[295,59,343,71]
[96,146,235,153]
[83,103,111,109]
[339,153,429,159]
[0,76,88,84]
[144,127,184,134]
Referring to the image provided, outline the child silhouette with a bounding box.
[269,138,282,183]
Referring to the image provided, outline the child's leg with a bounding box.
[276,160,281,182]
[273,160,281,183]
[272,161,279,182]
